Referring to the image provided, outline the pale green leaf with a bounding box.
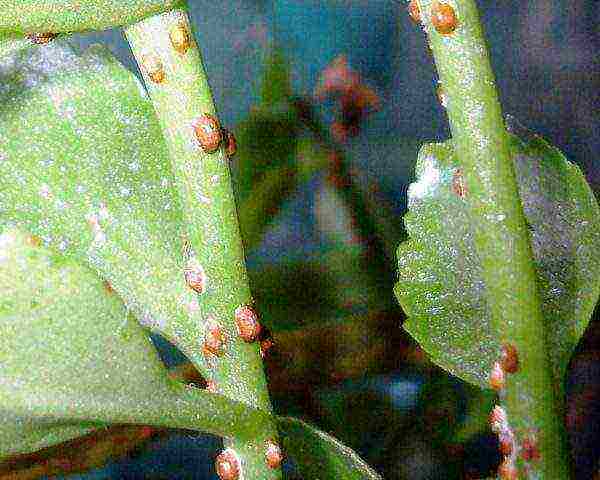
[0,40,209,374]
[394,126,600,389]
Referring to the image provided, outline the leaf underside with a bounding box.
[395,126,600,390]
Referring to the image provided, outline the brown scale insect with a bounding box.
[452,169,467,198]
[26,32,57,45]
[215,449,240,480]
[521,435,541,462]
[224,129,237,157]
[203,323,225,357]
[500,343,519,374]
[498,432,513,456]
[235,305,262,343]
[431,1,458,35]
[498,460,518,480]
[206,380,218,393]
[489,361,505,391]
[489,405,506,433]
[408,0,421,24]
[169,23,191,55]
[193,114,222,153]
[141,54,165,84]
[184,257,207,294]
[265,440,283,469]
[25,234,42,247]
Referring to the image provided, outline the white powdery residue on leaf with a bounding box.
[0,230,17,263]
[408,155,441,205]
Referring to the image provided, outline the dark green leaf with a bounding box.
[277,416,382,480]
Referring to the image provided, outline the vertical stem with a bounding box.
[418,0,569,477]
[125,6,281,479]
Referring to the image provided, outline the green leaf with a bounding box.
[394,127,600,390]
[0,40,210,374]
[0,229,173,456]
[277,416,382,480]
[260,49,292,108]
[0,228,276,457]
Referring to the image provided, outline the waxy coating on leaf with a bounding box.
[215,449,241,480]
[169,23,191,55]
[500,343,519,374]
[141,54,165,84]
[26,33,57,45]
[192,114,222,153]
[204,323,225,357]
[184,257,207,294]
[489,362,505,391]
[408,0,421,24]
[431,2,458,35]
[265,439,283,469]
[234,305,262,343]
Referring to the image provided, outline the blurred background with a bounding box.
[4,0,598,478]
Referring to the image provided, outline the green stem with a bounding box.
[0,0,181,34]
[419,0,569,477]
[125,6,280,479]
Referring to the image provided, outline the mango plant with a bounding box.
[0,1,597,479]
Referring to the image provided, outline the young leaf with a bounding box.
[394,128,600,391]
[277,416,382,480]
[0,40,210,375]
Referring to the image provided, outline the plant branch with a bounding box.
[419,0,569,477]
[125,6,281,479]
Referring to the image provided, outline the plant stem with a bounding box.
[419,0,569,477]
[125,6,280,479]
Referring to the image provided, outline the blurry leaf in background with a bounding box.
[395,124,600,391]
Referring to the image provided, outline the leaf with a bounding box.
[394,127,600,389]
[0,229,273,458]
[260,49,292,108]
[0,229,174,456]
[0,40,210,374]
[277,416,382,480]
